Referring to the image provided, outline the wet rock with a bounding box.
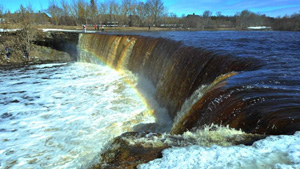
[30,44,72,62]
[92,128,266,169]
[92,132,169,169]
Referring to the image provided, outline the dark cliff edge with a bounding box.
[33,31,79,61]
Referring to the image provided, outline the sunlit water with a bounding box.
[0,62,156,168]
[140,131,300,168]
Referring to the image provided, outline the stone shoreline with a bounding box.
[0,31,76,68]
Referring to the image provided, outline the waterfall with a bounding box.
[78,33,300,135]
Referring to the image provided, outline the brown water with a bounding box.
[78,31,300,135]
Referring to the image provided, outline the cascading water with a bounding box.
[1,31,300,168]
[78,32,300,135]
[77,32,300,168]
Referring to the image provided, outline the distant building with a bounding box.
[186,13,202,28]
[186,13,201,19]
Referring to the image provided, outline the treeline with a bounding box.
[183,10,300,31]
[272,13,300,31]
[0,0,299,31]
[45,0,166,26]
[0,0,165,27]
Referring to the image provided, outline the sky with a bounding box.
[0,0,299,17]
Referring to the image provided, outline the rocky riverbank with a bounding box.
[0,31,74,68]
[92,127,266,169]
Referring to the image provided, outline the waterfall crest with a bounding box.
[78,33,300,135]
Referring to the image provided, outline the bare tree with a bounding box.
[136,2,144,26]
[0,5,3,17]
[121,0,129,25]
[17,4,36,58]
[90,0,98,23]
[69,0,78,24]
[143,2,152,25]
[273,12,300,31]
[236,9,252,28]
[202,10,212,29]
[77,0,89,24]
[161,12,181,27]
[216,11,222,17]
[69,0,88,25]
[108,0,120,23]
[60,0,74,25]
[99,2,108,15]
[235,10,266,28]
[48,0,63,25]
[98,2,108,23]
[6,0,299,31]
[121,0,131,20]
[146,0,164,26]
[121,0,137,25]
[60,0,70,17]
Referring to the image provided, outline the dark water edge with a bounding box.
[82,31,300,168]
[79,31,300,136]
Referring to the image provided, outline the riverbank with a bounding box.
[0,25,237,68]
[0,24,271,68]
[0,30,73,68]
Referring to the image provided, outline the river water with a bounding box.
[0,63,157,168]
[136,31,300,168]
[1,31,300,168]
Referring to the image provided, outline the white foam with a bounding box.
[139,132,300,169]
[123,125,256,149]
[0,62,155,168]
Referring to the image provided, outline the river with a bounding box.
[1,31,300,168]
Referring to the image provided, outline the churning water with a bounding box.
[139,131,300,169]
[0,62,157,168]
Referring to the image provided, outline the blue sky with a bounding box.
[0,0,299,17]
